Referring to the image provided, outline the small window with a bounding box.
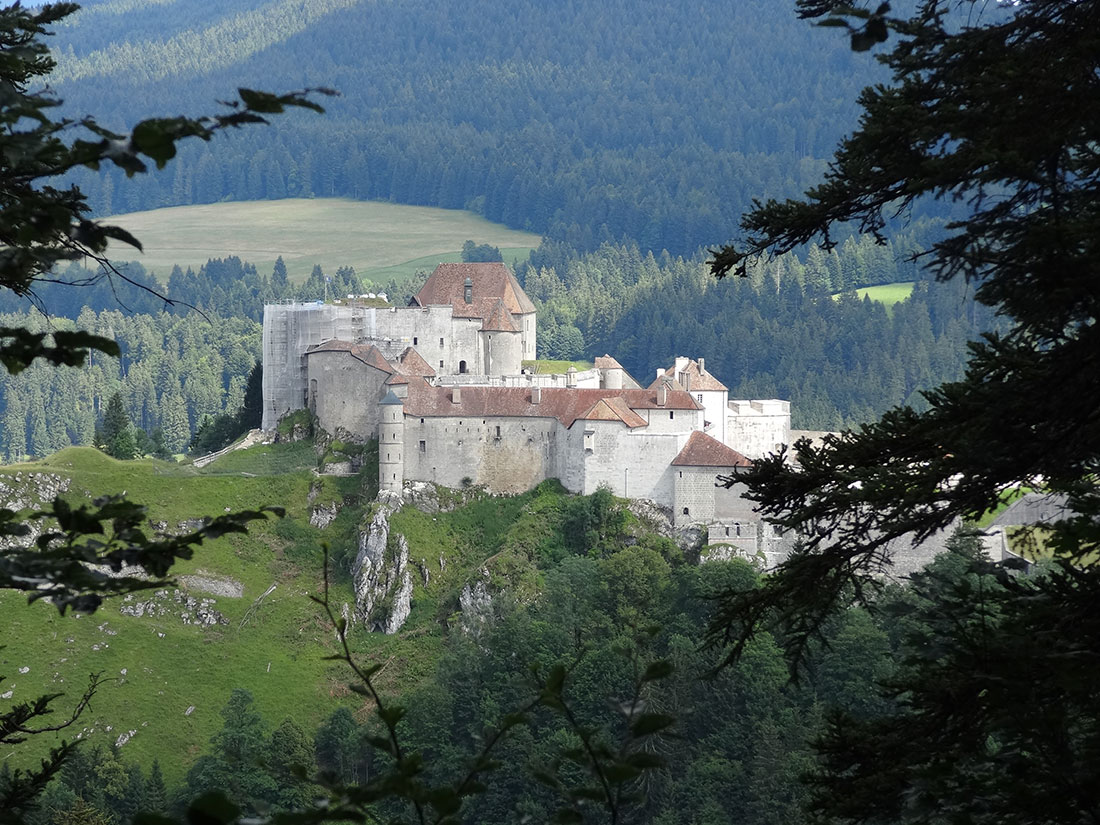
[413,336,418,345]
[678,471,682,478]
[386,453,390,460]
[495,425,501,438]
[440,337,445,347]
[669,411,674,419]
[420,418,424,424]
[459,360,467,374]
[419,440,426,453]
[735,522,742,537]
[439,360,444,368]
[682,507,689,516]
[697,393,703,403]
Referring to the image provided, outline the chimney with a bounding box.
[656,368,664,382]
[698,357,705,375]
[452,387,462,404]
[531,385,541,404]
[463,277,473,304]
[657,381,667,406]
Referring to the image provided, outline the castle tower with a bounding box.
[379,390,405,493]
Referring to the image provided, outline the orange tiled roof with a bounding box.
[413,262,536,316]
[594,354,625,370]
[402,385,699,428]
[578,396,647,428]
[649,358,728,392]
[481,298,521,332]
[305,340,393,373]
[394,346,436,377]
[671,431,751,467]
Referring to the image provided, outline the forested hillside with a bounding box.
[52,0,900,255]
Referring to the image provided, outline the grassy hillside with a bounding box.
[103,198,541,282]
[0,442,591,786]
[0,446,373,785]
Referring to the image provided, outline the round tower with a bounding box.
[379,390,405,493]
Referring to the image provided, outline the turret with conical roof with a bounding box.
[379,390,405,493]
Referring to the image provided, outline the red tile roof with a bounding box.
[394,346,436,377]
[594,354,625,370]
[650,357,728,392]
[305,340,393,373]
[481,299,521,332]
[671,431,751,467]
[402,385,700,428]
[579,397,647,428]
[413,263,536,316]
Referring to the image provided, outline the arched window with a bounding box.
[682,507,690,515]
[459,360,467,374]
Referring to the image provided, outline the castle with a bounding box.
[262,263,791,552]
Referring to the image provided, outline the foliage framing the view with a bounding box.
[708,2,1100,823]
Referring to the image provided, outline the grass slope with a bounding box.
[0,445,581,787]
[0,446,368,785]
[103,198,541,282]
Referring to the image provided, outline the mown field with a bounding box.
[103,198,542,282]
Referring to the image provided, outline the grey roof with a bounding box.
[990,492,1074,526]
[379,390,404,406]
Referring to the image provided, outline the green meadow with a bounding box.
[103,198,542,283]
[0,447,380,785]
[853,281,915,307]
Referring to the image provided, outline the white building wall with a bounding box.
[636,407,704,434]
[695,389,728,444]
[726,400,791,459]
[580,423,686,506]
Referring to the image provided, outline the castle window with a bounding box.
[440,338,444,347]
[697,393,703,403]
[413,337,418,345]
[679,471,683,478]
[735,522,742,537]
[439,361,444,368]
[682,507,690,516]
[420,418,424,423]
[459,360,467,374]
[495,425,501,438]
[669,411,674,419]
[419,440,426,453]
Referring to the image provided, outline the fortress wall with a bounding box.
[403,414,558,493]
[726,400,791,459]
[581,425,685,506]
[714,476,759,523]
[307,352,388,441]
[361,307,483,375]
[482,330,523,376]
[261,303,362,430]
[519,312,537,360]
[636,406,704,434]
[673,466,717,526]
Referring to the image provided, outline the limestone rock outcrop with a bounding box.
[352,491,412,634]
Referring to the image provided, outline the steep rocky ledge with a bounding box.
[352,490,412,634]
